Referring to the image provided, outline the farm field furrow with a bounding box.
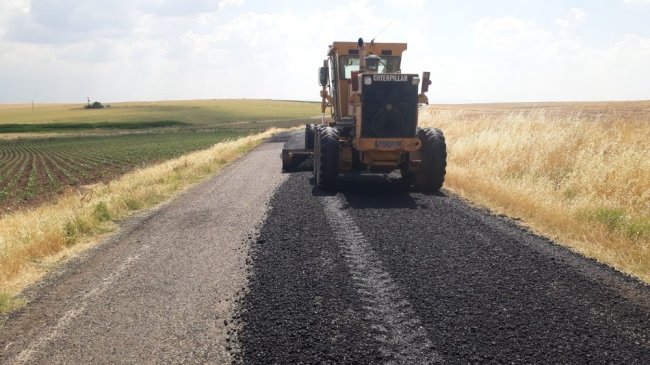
[0,151,23,187]
[56,151,94,180]
[16,147,39,194]
[2,150,32,200]
[46,152,81,185]
[59,149,113,167]
[0,130,251,212]
[0,147,11,162]
[49,145,126,172]
[20,153,42,200]
[3,149,29,189]
[37,152,58,191]
[47,150,84,182]
[40,153,75,188]
[0,147,20,167]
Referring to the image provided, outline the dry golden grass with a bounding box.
[420,101,650,283]
[0,99,319,126]
[0,128,284,311]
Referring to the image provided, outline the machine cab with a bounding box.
[322,41,408,120]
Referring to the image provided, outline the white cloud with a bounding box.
[384,0,426,8]
[173,0,396,100]
[623,0,650,4]
[1,0,237,44]
[462,10,650,101]
[0,0,30,36]
[0,0,398,102]
[0,1,648,103]
[219,0,245,10]
[556,8,586,30]
[3,0,138,44]
[473,16,553,49]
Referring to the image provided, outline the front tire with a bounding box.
[316,126,339,190]
[305,124,316,149]
[415,128,447,191]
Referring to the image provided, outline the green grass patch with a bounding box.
[0,292,12,312]
[579,207,650,239]
[124,197,144,210]
[93,202,112,222]
[625,219,650,239]
[64,220,79,245]
[0,292,26,313]
[586,207,626,230]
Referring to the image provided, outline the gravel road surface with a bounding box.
[0,141,287,364]
[1,132,649,364]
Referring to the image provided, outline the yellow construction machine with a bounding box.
[282,38,446,191]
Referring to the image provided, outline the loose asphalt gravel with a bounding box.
[1,132,649,364]
[237,134,650,364]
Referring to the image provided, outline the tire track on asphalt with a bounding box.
[322,195,442,364]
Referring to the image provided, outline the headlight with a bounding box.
[364,76,372,85]
[412,76,420,86]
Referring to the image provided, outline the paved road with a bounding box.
[2,132,649,364]
[0,141,288,364]
[237,168,649,364]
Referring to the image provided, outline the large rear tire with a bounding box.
[316,126,339,190]
[305,124,316,149]
[415,128,447,191]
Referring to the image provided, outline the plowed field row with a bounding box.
[0,130,247,212]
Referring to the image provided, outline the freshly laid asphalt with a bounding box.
[1,132,649,364]
[238,133,649,363]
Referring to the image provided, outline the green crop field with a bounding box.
[0,131,250,212]
[0,99,320,212]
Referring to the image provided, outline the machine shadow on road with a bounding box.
[308,172,445,210]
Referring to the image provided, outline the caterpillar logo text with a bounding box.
[373,74,408,82]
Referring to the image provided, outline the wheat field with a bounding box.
[420,101,650,283]
[0,99,319,127]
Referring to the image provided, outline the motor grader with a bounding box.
[282,38,446,191]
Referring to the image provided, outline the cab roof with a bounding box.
[328,41,408,57]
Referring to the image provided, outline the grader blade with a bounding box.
[281,131,313,172]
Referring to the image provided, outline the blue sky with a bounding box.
[0,0,649,103]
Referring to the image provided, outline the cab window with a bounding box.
[340,56,360,79]
[338,55,402,79]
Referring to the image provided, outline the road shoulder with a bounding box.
[0,141,288,364]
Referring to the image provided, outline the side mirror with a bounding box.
[421,71,432,93]
[319,67,329,86]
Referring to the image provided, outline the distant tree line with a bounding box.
[85,98,111,109]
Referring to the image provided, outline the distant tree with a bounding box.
[84,101,105,109]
